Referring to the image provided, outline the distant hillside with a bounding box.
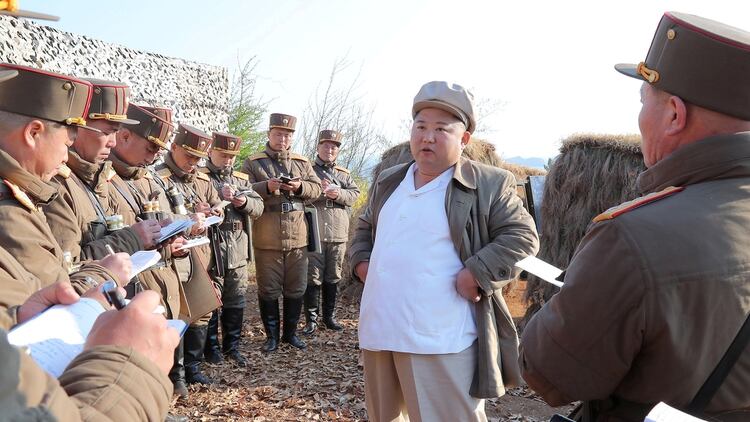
[505,156,548,169]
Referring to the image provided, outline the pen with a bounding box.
[101,280,127,310]
[105,244,115,256]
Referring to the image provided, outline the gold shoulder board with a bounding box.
[104,167,117,182]
[334,165,351,174]
[233,171,249,181]
[593,186,684,222]
[247,153,267,161]
[195,171,210,181]
[3,180,36,212]
[290,153,309,162]
[57,164,72,179]
[156,166,172,180]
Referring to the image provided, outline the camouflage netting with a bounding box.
[340,138,545,302]
[518,133,645,331]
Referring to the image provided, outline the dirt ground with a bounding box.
[172,278,573,421]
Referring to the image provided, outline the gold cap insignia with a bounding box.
[199,140,206,149]
[282,118,289,125]
[229,141,235,148]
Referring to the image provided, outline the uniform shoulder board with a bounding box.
[143,172,153,180]
[290,153,309,162]
[593,186,684,222]
[233,170,249,181]
[104,167,117,182]
[2,179,36,212]
[197,167,210,174]
[247,153,267,161]
[195,171,210,181]
[57,164,72,179]
[156,166,172,180]
[334,165,351,174]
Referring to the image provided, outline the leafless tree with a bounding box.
[297,56,391,178]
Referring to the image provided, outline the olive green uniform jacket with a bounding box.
[0,149,120,297]
[107,152,183,318]
[520,133,750,420]
[241,144,322,251]
[202,161,264,269]
[308,156,360,243]
[46,149,144,262]
[349,157,539,398]
[0,248,172,421]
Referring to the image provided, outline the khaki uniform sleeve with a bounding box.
[0,205,69,286]
[235,185,264,219]
[45,178,86,260]
[519,220,647,406]
[334,172,361,207]
[79,228,144,261]
[463,175,540,293]
[58,346,172,421]
[243,159,272,200]
[348,182,377,282]
[294,161,322,200]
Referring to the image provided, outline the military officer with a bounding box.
[154,123,222,385]
[0,63,131,297]
[44,79,163,262]
[520,12,750,420]
[302,130,360,335]
[241,113,322,352]
[202,132,263,366]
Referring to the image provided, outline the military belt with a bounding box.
[266,201,305,213]
[324,199,345,209]
[219,220,243,231]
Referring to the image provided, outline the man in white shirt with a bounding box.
[350,81,539,422]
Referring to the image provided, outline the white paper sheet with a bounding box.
[177,236,210,251]
[645,402,707,422]
[128,250,162,280]
[515,256,564,288]
[158,219,194,243]
[7,298,105,378]
[201,215,222,229]
[211,200,231,212]
[8,298,187,378]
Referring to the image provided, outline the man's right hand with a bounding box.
[355,261,369,283]
[170,236,188,257]
[97,252,132,287]
[189,212,206,235]
[131,219,162,249]
[267,178,282,193]
[85,291,180,375]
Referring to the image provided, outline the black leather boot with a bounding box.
[204,310,223,364]
[184,325,213,385]
[281,296,306,349]
[258,297,280,353]
[169,339,188,398]
[302,284,320,336]
[221,307,247,366]
[322,283,343,330]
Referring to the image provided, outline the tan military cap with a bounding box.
[212,132,242,155]
[174,123,212,159]
[318,129,343,145]
[0,69,17,83]
[83,78,139,125]
[126,104,175,150]
[0,63,98,131]
[269,113,297,131]
[616,12,750,121]
[413,81,476,133]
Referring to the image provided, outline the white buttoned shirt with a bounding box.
[358,164,477,354]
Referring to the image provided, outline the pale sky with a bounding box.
[30,0,750,160]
